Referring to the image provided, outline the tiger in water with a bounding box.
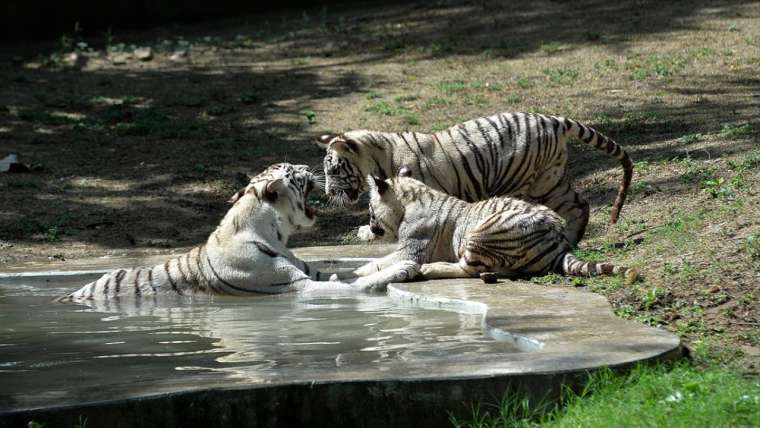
[334,168,637,284]
[60,163,418,302]
[317,112,633,246]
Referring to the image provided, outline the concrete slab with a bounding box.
[0,245,681,428]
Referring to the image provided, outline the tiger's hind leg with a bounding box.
[530,175,589,247]
[551,189,589,247]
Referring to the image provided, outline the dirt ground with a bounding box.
[1,1,758,370]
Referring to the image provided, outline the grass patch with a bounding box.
[625,53,689,80]
[542,67,579,86]
[746,231,760,260]
[451,363,760,428]
[365,97,418,125]
[718,123,754,139]
[540,41,568,55]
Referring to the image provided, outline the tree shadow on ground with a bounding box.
[0,0,757,255]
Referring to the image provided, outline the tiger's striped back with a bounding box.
[367,175,637,282]
[319,112,633,245]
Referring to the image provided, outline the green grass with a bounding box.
[540,41,567,55]
[366,98,419,125]
[451,363,760,428]
[746,231,760,260]
[542,67,579,86]
[718,123,754,139]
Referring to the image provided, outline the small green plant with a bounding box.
[530,272,563,285]
[633,160,650,174]
[677,133,703,144]
[573,246,608,262]
[701,177,734,199]
[543,67,579,86]
[438,80,468,95]
[640,286,666,310]
[74,415,87,428]
[626,53,688,80]
[615,304,637,319]
[633,180,659,196]
[571,277,586,287]
[717,123,753,139]
[746,231,760,260]
[303,110,317,124]
[366,99,398,115]
[403,113,419,125]
[27,422,44,428]
[515,78,533,89]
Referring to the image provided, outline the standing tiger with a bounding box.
[60,163,418,302]
[334,169,637,283]
[318,112,633,246]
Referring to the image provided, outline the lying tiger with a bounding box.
[61,163,418,302]
[318,112,633,246]
[334,168,637,284]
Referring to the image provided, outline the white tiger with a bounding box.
[318,112,633,246]
[60,163,418,301]
[334,169,637,284]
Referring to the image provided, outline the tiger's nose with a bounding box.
[370,225,385,236]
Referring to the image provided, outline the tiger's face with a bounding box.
[367,175,404,240]
[317,134,365,205]
[231,163,321,229]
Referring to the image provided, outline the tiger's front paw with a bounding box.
[389,261,421,282]
[357,225,376,242]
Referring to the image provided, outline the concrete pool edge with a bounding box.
[0,245,683,428]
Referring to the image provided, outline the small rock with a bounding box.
[169,50,188,62]
[110,53,131,65]
[480,272,499,284]
[134,47,153,61]
[0,153,19,172]
[709,286,721,293]
[63,52,80,64]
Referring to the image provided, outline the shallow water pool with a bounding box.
[0,273,523,411]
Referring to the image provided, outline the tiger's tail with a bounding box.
[559,252,638,284]
[560,117,633,224]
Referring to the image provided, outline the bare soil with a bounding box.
[0,0,758,370]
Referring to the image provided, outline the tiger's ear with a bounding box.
[398,166,412,177]
[314,134,357,154]
[263,179,285,203]
[228,187,248,204]
[370,175,389,195]
[314,134,337,147]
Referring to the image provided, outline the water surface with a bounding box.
[0,274,523,411]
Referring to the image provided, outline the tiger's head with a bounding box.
[316,133,368,206]
[366,167,413,240]
[229,163,321,230]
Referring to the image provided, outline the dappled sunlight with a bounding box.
[0,0,758,264]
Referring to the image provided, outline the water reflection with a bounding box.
[0,277,521,410]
